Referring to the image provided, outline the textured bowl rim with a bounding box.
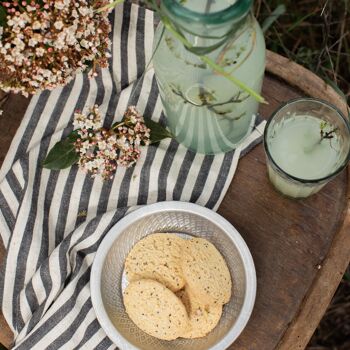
[91,201,257,350]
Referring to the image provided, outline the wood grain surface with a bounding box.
[219,73,349,350]
[264,52,350,350]
[0,52,349,349]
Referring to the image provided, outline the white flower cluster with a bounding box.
[73,107,103,131]
[0,0,112,96]
[74,106,151,180]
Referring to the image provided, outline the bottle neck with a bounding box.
[161,0,252,47]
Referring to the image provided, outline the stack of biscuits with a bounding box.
[123,233,232,341]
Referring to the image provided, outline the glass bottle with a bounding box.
[153,0,266,154]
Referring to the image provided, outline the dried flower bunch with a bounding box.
[74,105,150,179]
[0,0,111,96]
[43,104,172,179]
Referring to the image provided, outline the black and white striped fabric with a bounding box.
[0,3,265,349]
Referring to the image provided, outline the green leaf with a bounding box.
[42,131,79,170]
[261,4,286,33]
[144,118,173,144]
[0,6,7,27]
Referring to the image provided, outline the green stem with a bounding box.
[161,16,267,104]
[199,56,267,104]
[96,0,125,13]
[111,121,124,131]
[162,16,192,49]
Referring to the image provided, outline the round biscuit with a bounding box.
[176,288,222,339]
[125,233,185,292]
[123,279,189,340]
[181,238,232,305]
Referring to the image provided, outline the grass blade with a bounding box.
[262,4,286,33]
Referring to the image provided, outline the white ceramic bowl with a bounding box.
[91,201,256,350]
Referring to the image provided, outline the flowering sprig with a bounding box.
[74,105,150,179]
[42,105,173,179]
[0,0,112,96]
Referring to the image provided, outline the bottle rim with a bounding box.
[162,0,253,25]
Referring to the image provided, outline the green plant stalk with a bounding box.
[96,0,125,13]
[286,11,316,33]
[161,16,267,104]
[199,56,266,104]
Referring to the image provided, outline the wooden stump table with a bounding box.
[0,51,349,349]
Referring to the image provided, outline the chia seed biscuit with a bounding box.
[123,279,189,340]
[125,233,185,292]
[177,288,222,339]
[181,238,232,306]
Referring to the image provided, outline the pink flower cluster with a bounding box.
[74,105,151,180]
[0,0,111,96]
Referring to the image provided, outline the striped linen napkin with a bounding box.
[0,3,265,349]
